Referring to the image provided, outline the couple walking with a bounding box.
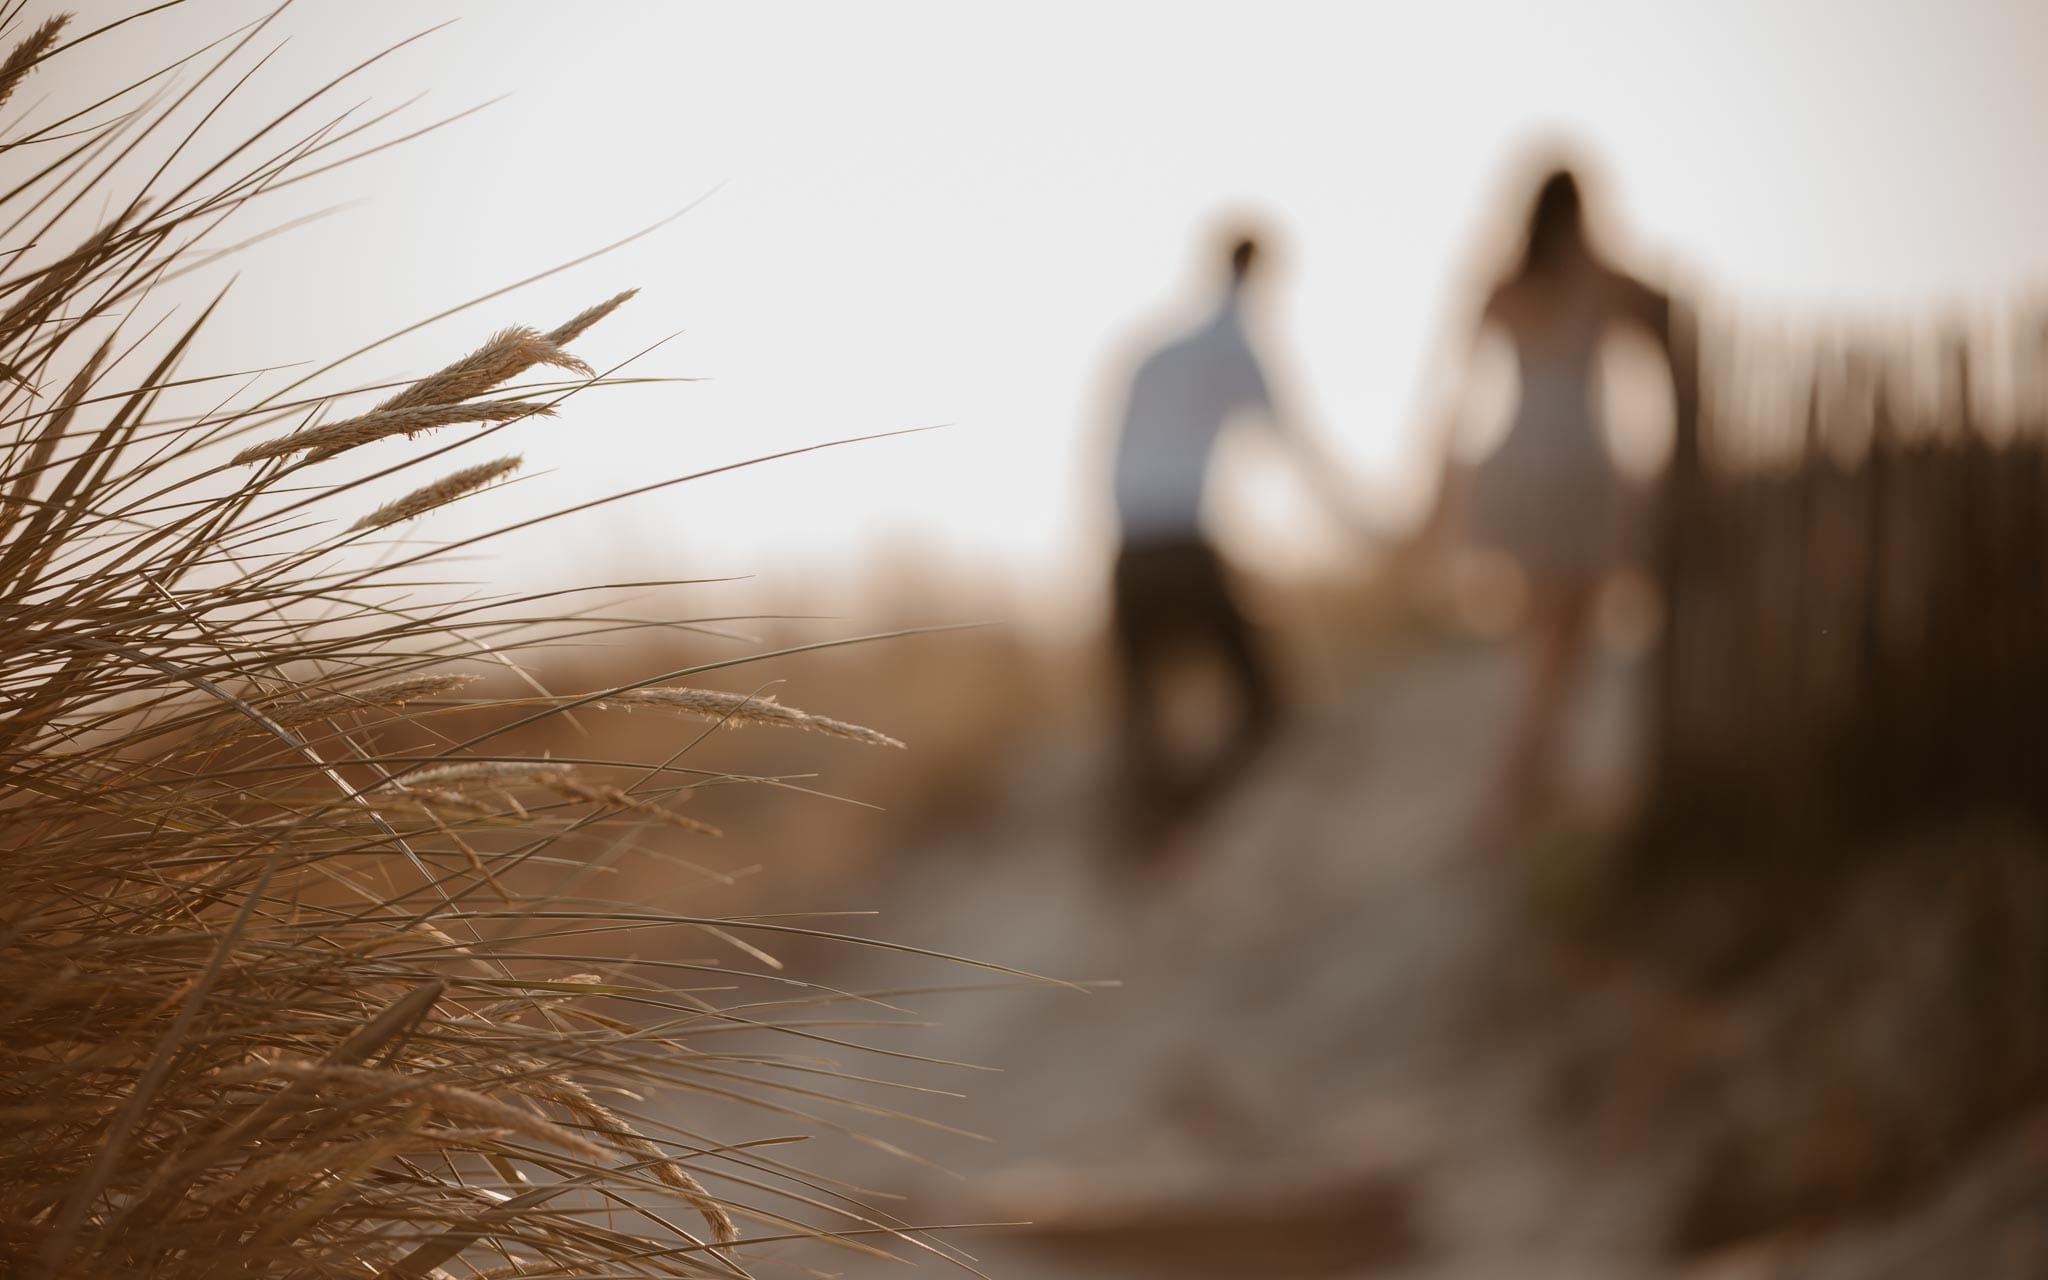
[1106,162,1687,849]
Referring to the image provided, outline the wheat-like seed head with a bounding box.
[540,775,723,836]
[544,289,639,347]
[193,673,480,746]
[384,760,569,790]
[594,686,906,749]
[375,326,592,414]
[529,1074,739,1245]
[233,402,553,465]
[266,672,479,725]
[0,15,66,116]
[385,760,722,835]
[349,455,521,530]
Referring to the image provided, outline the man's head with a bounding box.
[1229,235,1259,281]
[1205,215,1274,295]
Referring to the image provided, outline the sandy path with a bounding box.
[709,642,1690,1279]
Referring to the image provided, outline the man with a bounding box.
[1107,227,1359,842]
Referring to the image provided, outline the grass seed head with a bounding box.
[596,685,906,749]
[375,326,592,414]
[350,455,521,530]
[544,289,639,347]
[0,15,67,116]
[233,402,552,466]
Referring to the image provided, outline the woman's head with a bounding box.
[1520,167,1585,276]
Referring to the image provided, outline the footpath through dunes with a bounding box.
[756,642,1674,1280]
[664,640,2048,1279]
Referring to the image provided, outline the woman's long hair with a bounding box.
[1516,168,1585,279]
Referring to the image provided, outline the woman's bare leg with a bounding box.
[1482,578,1598,842]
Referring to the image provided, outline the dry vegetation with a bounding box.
[509,607,1066,907]
[0,9,1005,1277]
[1561,308,2048,1253]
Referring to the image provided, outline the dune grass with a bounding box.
[0,9,998,1277]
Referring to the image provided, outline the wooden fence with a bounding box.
[1645,305,2048,855]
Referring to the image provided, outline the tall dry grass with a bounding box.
[0,9,1005,1277]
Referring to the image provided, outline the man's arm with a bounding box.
[1241,343,1385,550]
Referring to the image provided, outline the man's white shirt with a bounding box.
[1111,287,1274,542]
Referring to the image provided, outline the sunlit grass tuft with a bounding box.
[0,9,996,1278]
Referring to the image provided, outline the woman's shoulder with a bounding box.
[1482,278,1533,327]
[1594,260,1670,324]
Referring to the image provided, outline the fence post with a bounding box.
[1647,290,1704,837]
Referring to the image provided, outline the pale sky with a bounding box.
[69,0,2048,621]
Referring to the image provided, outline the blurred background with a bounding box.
[83,1,2048,1275]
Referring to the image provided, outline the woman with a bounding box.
[1459,165,1681,837]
